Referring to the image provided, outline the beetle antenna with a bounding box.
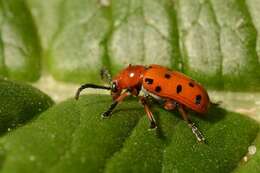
[75,84,111,100]
[100,68,112,84]
[210,101,222,107]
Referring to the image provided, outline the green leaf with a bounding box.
[0,95,258,173]
[0,0,42,81]
[5,0,260,86]
[25,0,260,90]
[0,79,54,135]
[0,95,142,172]
[46,0,111,83]
[176,0,260,90]
[26,0,63,51]
[108,0,180,74]
[244,0,260,66]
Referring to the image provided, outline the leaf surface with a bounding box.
[0,0,41,81]
[0,95,258,173]
[25,0,260,90]
[0,79,54,135]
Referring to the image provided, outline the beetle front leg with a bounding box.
[139,96,157,129]
[178,104,205,142]
[101,91,129,118]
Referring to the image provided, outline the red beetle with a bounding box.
[75,64,214,142]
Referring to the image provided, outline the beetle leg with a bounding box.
[178,104,205,142]
[139,96,157,129]
[101,91,129,118]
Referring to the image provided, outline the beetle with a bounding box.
[75,64,213,142]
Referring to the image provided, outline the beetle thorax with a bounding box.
[113,65,146,90]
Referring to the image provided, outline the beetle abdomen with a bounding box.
[143,65,210,114]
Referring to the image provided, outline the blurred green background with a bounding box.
[1,0,259,120]
[1,0,260,87]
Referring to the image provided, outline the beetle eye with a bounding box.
[111,82,118,92]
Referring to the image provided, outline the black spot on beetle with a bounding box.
[164,73,171,79]
[195,95,202,104]
[145,78,154,84]
[155,86,161,92]
[176,85,182,94]
[189,82,194,87]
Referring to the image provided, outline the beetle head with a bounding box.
[110,65,146,100]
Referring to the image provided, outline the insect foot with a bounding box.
[189,123,205,142]
[150,121,157,129]
[148,121,158,131]
[101,111,112,119]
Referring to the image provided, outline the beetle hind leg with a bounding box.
[178,104,205,142]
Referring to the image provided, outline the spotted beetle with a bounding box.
[75,64,214,142]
